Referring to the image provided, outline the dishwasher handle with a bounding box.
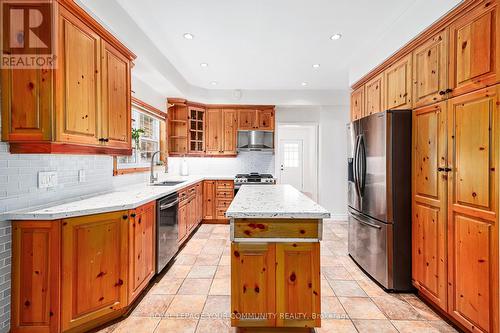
[159,199,179,210]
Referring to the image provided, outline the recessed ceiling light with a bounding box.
[183,33,194,40]
[312,64,320,69]
[330,33,342,40]
[200,63,208,68]
[210,81,218,86]
[301,82,308,86]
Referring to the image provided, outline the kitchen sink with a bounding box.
[152,181,186,186]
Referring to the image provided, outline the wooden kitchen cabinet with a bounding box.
[446,86,499,333]
[1,1,135,155]
[61,211,128,332]
[365,73,385,116]
[412,101,448,311]
[128,202,156,303]
[11,221,61,333]
[178,197,188,242]
[448,0,499,98]
[206,109,237,156]
[257,109,275,130]
[385,53,413,109]
[350,86,365,121]
[195,182,203,224]
[275,242,321,328]
[413,30,449,108]
[203,180,217,220]
[231,243,276,327]
[238,109,258,130]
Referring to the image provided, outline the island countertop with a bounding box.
[226,184,330,219]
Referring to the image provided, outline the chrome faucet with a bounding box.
[150,150,161,184]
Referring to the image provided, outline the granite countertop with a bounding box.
[226,184,330,219]
[0,174,233,221]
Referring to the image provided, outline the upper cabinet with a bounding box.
[384,53,413,110]
[413,30,449,108]
[237,109,275,130]
[448,0,498,97]
[238,109,257,130]
[365,73,384,116]
[1,1,135,155]
[350,86,365,121]
[205,109,237,156]
[257,109,275,130]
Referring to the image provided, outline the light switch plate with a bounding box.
[78,169,86,183]
[38,171,58,189]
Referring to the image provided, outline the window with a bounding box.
[117,107,161,169]
[283,142,300,168]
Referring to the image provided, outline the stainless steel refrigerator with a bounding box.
[347,110,412,291]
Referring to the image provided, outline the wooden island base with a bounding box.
[230,217,323,330]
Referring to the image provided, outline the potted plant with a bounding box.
[131,128,144,163]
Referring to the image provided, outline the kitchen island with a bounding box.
[226,185,330,331]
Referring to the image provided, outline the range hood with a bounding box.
[237,130,274,152]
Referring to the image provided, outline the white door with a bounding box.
[279,139,304,191]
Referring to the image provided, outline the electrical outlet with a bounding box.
[78,169,86,183]
[38,171,58,189]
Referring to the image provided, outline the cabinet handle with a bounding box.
[437,167,452,172]
[99,138,109,142]
[130,213,136,218]
[439,90,446,95]
[445,88,453,94]
[115,279,124,287]
[122,215,128,220]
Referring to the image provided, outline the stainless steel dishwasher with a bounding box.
[156,192,179,273]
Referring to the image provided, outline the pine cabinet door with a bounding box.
[11,221,60,333]
[350,86,365,120]
[238,109,257,130]
[385,53,413,109]
[203,181,216,220]
[222,110,238,154]
[365,73,384,116]
[449,1,498,97]
[231,243,276,327]
[128,202,156,303]
[61,211,128,331]
[447,86,499,333]
[101,41,131,149]
[178,203,188,242]
[412,102,448,311]
[275,242,321,328]
[413,30,449,108]
[257,109,274,130]
[205,109,223,155]
[56,8,101,146]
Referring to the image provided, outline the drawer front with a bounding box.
[216,208,228,219]
[217,199,232,209]
[233,219,319,239]
[216,180,233,190]
[216,190,233,199]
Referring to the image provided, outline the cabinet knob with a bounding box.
[445,88,453,93]
[130,213,136,218]
[122,215,128,220]
[439,90,446,95]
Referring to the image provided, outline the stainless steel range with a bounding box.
[234,173,276,195]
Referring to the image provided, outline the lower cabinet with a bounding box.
[178,201,188,243]
[128,202,156,303]
[203,181,217,220]
[12,203,157,333]
[231,242,321,328]
[178,182,203,244]
[61,211,129,331]
[204,180,234,223]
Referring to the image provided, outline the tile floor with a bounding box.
[98,221,458,333]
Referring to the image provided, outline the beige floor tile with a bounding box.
[323,266,352,280]
[202,295,231,316]
[187,265,217,279]
[204,239,227,247]
[317,319,357,333]
[164,265,192,279]
[154,318,198,333]
[219,255,230,266]
[198,224,216,233]
[173,254,198,266]
[133,294,174,317]
[427,321,459,332]
[192,232,211,239]
[151,278,184,295]
[321,255,343,267]
[212,225,230,234]
[195,319,234,333]
[321,279,335,296]
[114,317,160,333]
[178,278,213,295]
[372,295,424,320]
[352,319,398,333]
[203,245,225,255]
[166,295,207,315]
[209,278,231,296]
[329,280,367,297]
[391,320,441,333]
[209,233,229,240]
[321,296,347,316]
[356,278,388,297]
[403,295,441,321]
[338,297,386,320]
[195,253,221,266]
[214,265,231,279]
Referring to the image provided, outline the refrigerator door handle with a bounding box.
[358,135,367,195]
[353,135,361,196]
[349,211,382,229]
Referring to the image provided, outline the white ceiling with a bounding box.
[78,0,461,105]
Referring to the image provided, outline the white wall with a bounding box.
[275,106,349,219]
